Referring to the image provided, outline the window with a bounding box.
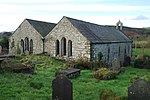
[118,46,120,58]
[24,37,29,51]
[107,47,110,62]
[30,39,33,54]
[61,37,66,56]
[68,40,72,57]
[55,40,59,56]
[21,39,24,53]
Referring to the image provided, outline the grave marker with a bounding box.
[52,74,73,100]
[128,79,150,100]
[112,57,120,71]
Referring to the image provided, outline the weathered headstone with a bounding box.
[52,74,73,100]
[0,45,2,54]
[25,50,29,55]
[112,57,120,71]
[128,79,150,100]
[20,46,24,54]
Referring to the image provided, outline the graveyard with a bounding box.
[0,48,150,100]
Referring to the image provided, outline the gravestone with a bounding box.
[25,50,29,55]
[20,46,24,54]
[0,46,2,54]
[128,79,150,100]
[112,57,120,71]
[52,74,73,100]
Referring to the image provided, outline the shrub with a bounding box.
[134,55,150,69]
[64,56,109,70]
[64,57,94,69]
[99,89,115,100]
[134,58,144,69]
[94,68,117,80]
[123,56,131,67]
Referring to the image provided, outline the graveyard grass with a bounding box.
[0,50,150,100]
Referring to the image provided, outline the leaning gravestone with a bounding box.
[128,79,150,100]
[52,74,73,100]
[112,57,120,71]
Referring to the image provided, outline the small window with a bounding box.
[56,40,59,56]
[119,46,120,57]
[24,37,29,51]
[107,47,110,62]
[68,40,72,57]
[21,39,24,53]
[30,39,33,54]
[61,37,66,56]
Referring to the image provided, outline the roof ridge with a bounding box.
[65,16,104,27]
[26,18,56,37]
[26,18,56,25]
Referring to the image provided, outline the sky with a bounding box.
[0,0,150,32]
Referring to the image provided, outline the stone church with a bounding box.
[9,16,132,66]
[9,19,56,54]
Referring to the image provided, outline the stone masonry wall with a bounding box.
[9,20,44,54]
[45,17,91,60]
[92,42,132,66]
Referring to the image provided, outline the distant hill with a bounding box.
[107,26,150,40]
[0,31,13,35]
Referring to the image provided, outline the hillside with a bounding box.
[107,26,150,40]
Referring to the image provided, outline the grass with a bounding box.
[132,48,150,55]
[0,55,150,100]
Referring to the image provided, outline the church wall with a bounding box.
[9,20,44,54]
[45,17,91,60]
[92,42,132,66]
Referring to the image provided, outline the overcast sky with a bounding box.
[0,0,150,32]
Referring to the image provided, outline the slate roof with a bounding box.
[26,19,56,37]
[65,17,132,44]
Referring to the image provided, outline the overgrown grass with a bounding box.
[0,55,150,100]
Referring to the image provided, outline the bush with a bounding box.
[134,58,144,69]
[99,89,115,100]
[94,68,117,80]
[64,57,94,69]
[64,58,108,69]
[134,55,150,69]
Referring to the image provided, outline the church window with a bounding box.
[68,40,72,57]
[30,39,33,54]
[21,39,24,53]
[55,40,59,56]
[61,37,66,56]
[24,37,29,51]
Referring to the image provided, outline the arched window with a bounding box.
[30,39,33,54]
[61,37,66,56]
[24,37,29,51]
[68,40,72,57]
[21,39,24,53]
[55,40,59,56]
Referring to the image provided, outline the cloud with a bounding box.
[132,15,149,20]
